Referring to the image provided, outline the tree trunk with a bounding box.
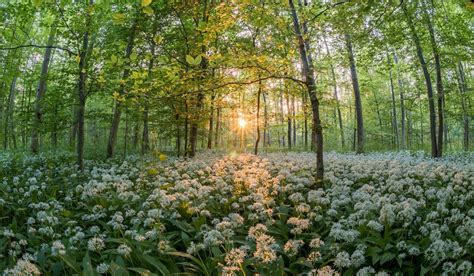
[393,52,406,149]
[106,18,137,158]
[423,0,444,156]
[402,3,438,157]
[175,111,181,156]
[31,24,56,154]
[345,33,364,154]
[286,93,292,150]
[76,4,93,169]
[388,54,399,149]
[289,0,324,181]
[4,76,17,150]
[207,93,215,149]
[254,80,262,154]
[214,105,220,148]
[457,62,470,151]
[323,35,344,149]
[184,101,189,156]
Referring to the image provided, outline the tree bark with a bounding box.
[4,76,17,150]
[393,52,406,149]
[402,3,438,157]
[457,62,470,151]
[423,0,444,156]
[76,2,93,169]
[106,18,138,158]
[254,80,262,154]
[31,24,56,154]
[207,93,215,149]
[323,35,344,149]
[388,53,399,149]
[345,33,364,154]
[289,0,324,181]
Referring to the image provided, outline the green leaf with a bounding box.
[111,54,118,64]
[127,267,157,276]
[141,0,152,7]
[32,0,42,7]
[110,262,130,276]
[380,252,396,265]
[59,253,80,273]
[130,52,138,61]
[82,252,96,276]
[142,255,170,275]
[142,6,153,16]
[112,13,126,24]
[164,252,208,275]
[185,55,195,65]
[194,55,202,65]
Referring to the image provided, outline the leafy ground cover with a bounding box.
[0,152,473,275]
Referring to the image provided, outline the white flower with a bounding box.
[87,237,105,252]
[96,263,109,274]
[51,240,66,256]
[117,244,132,256]
[334,251,350,268]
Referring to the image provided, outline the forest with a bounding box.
[0,0,473,275]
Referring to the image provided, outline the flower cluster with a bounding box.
[0,151,472,274]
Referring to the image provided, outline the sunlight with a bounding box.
[238,117,247,128]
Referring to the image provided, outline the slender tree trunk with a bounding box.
[214,105,220,148]
[292,94,296,147]
[254,80,262,154]
[423,0,444,156]
[76,5,93,169]
[107,18,137,158]
[184,101,189,156]
[207,93,215,149]
[286,93,292,150]
[402,3,438,157]
[388,54,399,149]
[394,52,406,149]
[289,0,324,180]
[123,110,128,157]
[4,76,17,150]
[457,62,470,151]
[323,35,344,149]
[31,24,56,154]
[263,92,268,147]
[345,33,364,154]
[176,111,181,156]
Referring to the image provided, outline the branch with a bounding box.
[309,1,349,22]
[0,44,77,55]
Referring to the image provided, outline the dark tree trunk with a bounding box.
[402,3,438,157]
[31,24,56,154]
[107,18,137,158]
[423,0,444,156]
[289,0,324,180]
[76,4,93,169]
[345,33,364,154]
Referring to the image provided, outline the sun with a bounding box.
[238,117,247,128]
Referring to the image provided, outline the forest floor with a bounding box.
[0,151,473,275]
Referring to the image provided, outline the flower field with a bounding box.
[0,152,473,275]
